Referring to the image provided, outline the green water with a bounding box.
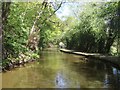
[2,49,120,88]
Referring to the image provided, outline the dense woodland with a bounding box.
[1,1,120,70]
[63,2,120,54]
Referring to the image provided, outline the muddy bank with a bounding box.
[2,59,36,72]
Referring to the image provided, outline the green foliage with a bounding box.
[3,2,63,68]
[3,3,29,59]
[31,53,39,59]
[37,12,63,48]
[3,1,120,70]
[62,2,120,54]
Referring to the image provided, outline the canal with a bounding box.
[2,49,120,88]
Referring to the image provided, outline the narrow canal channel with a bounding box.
[2,49,120,88]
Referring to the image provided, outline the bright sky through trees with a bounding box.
[55,2,84,21]
[55,0,118,21]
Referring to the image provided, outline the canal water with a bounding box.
[2,49,120,88]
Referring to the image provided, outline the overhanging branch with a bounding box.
[41,2,63,25]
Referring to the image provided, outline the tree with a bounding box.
[62,2,120,54]
[2,1,63,69]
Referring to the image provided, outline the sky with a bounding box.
[55,2,84,21]
[55,3,72,21]
[52,0,117,21]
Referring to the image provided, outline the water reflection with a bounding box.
[86,59,120,88]
[104,67,120,88]
[55,72,66,88]
[113,68,117,75]
[2,50,120,88]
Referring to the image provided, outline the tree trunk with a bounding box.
[98,38,105,53]
[105,35,116,54]
[2,2,11,60]
[2,2,11,24]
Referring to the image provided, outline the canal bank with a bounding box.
[60,49,120,68]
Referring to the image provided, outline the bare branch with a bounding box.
[41,2,63,25]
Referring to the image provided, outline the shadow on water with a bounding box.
[2,49,120,88]
[71,58,120,88]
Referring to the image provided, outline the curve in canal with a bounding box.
[2,49,120,88]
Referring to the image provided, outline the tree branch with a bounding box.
[41,2,63,25]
